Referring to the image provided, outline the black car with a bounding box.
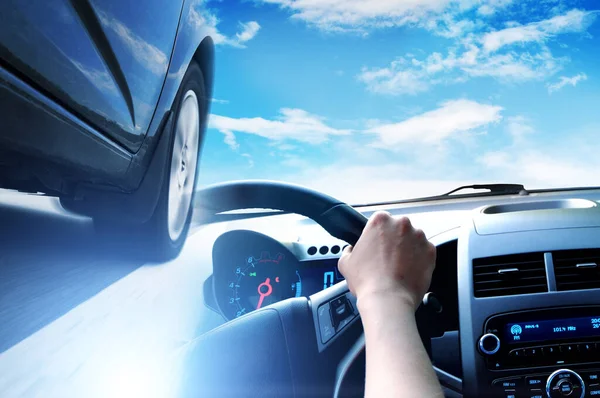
[0,0,213,260]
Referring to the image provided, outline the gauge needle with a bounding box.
[256,277,273,310]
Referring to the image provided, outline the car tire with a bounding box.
[89,61,206,262]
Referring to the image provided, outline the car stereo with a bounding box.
[478,307,600,370]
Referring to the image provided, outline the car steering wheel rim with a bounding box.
[195,180,369,246]
[178,181,429,398]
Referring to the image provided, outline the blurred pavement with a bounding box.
[0,190,225,398]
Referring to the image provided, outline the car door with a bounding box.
[0,0,184,152]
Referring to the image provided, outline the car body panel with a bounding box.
[0,0,184,153]
[0,0,213,194]
[124,0,214,188]
[0,64,132,187]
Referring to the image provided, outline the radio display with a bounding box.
[505,316,600,344]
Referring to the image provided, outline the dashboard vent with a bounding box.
[553,249,600,291]
[473,252,547,298]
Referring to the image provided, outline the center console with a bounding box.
[457,199,600,397]
[478,307,600,397]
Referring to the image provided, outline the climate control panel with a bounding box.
[492,368,600,398]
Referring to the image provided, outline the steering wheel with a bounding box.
[177,181,433,398]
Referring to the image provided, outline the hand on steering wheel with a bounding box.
[181,181,440,398]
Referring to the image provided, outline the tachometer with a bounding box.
[226,251,302,319]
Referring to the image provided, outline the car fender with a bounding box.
[124,0,214,191]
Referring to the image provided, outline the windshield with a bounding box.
[197,0,599,204]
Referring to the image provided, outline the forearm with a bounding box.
[358,291,444,398]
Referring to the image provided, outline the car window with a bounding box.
[198,0,599,204]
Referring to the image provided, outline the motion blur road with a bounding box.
[0,190,225,398]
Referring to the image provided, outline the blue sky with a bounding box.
[195,0,600,203]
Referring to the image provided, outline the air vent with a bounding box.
[554,249,600,291]
[473,252,547,298]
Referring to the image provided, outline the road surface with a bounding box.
[0,191,225,398]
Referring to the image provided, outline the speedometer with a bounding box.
[212,230,346,320]
[226,251,302,318]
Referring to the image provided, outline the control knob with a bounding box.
[478,333,501,355]
[546,369,585,398]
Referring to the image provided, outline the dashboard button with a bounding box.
[503,390,516,398]
[525,347,542,357]
[528,389,544,398]
[557,379,574,395]
[345,293,358,316]
[577,342,595,354]
[560,344,576,355]
[509,349,524,358]
[493,377,522,389]
[544,345,559,357]
[581,371,600,384]
[330,296,353,328]
[526,376,545,388]
[317,303,335,343]
[588,384,600,396]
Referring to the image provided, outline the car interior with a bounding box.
[1,1,599,397]
[169,181,600,398]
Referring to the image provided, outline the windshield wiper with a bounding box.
[441,183,527,196]
[351,183,529,208]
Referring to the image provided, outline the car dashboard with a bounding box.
[211,230,346,320]
[202,188,600,398]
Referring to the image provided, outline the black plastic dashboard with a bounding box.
[202,189,600,398]
[209,230,460,330]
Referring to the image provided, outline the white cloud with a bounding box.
[210,99,502,152]
[479,151,511,168]
[259,0,507,36]
[71,61,120,98]
[188,6,228,45]
[482,9,595,52]
[356,9,593,95]
[97,11,168,75]
[461,48,561,80]
[477,122,599,191]
[188,1,260,48]
[236,21,261,44]
[547,73,588,93]
[211,98,230,104]
[358,46,560,95]
[209,108,351,144]
[241,153,255,168]
[284,163,478,204]
[367,99,503,147]
[283,128,599,204]
[477,0,513,16]
[221,130,239,150]
[358,59,429,95]
[506,116,534,142]
[478,149,599,188]
[260,0,452,32]
[274,143,297,151]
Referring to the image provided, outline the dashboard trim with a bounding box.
[545,252,558,292]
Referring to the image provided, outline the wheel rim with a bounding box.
[168,90,200,241]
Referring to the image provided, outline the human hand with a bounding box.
[338,211,436,310]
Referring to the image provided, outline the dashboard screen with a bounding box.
[505,316,600,344]
[299,259,345,297]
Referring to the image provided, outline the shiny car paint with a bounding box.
[0,0,213,193]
